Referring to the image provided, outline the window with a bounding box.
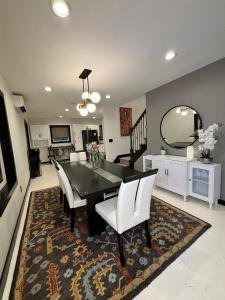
[0,91,17,216]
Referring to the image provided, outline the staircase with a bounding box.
[130,109,147,168]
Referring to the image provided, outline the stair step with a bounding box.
[119,157,130,166]
[117,163,129,167]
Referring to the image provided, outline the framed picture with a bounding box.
[50,125,71,144]
[120,107,132,136]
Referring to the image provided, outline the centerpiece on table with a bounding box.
[86,142,100,168]
[198,123,222,164]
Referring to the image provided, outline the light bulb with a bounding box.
[86,102,96,113]
[50,0,70,18]
[80,107,88,117]
[91,92,101,103]
[82,91,91,100]
[76,103,82,111]
[176,107,181,114]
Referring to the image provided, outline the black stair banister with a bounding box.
[130,109,147,168]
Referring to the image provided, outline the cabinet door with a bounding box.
[30,125,49,140]
[152,159,167,188]
[167,161,187,195]
[189,166,212,202]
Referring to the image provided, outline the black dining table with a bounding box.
[60,159,141,236]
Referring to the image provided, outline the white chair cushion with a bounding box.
[95,197,118,232]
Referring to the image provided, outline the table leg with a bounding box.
[86,194,106,237]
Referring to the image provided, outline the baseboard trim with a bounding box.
[0,177,31,298]
[218,199,225,206]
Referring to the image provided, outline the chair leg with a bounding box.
[117,233,125,267]
[66,202,70,218]
[71,208,75,232]
[145,220,151,248]
[64,197,67,213]
[60,188,63,204]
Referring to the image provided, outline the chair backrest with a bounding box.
[78,151,87,161]
[57,164,74,208]
[70,152,78,162]
[52,159,65,193]
[116,169,157,234]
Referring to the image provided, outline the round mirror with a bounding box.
[160,106,202,149]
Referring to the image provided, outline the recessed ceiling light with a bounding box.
[165,51,177,61]
[50,0,70,18]
[93,116,96,119]
[59,115,63,118]
[65,108,69,112]
[44,86,52,92]
[106,94,111,99]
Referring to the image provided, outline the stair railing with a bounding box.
[130,109,147,167]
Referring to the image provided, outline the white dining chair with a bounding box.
[95,169,158,267]
[78,151,87,161]
[70,152,79,162]
[57,163,87,232]
[52,160,65,205]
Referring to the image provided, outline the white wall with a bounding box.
[0,75,30,278]
[103,95,146,161]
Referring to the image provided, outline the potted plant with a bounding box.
[160,145,167,155]
[198,123,222,164]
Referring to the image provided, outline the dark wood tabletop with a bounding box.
[60,159,141,199]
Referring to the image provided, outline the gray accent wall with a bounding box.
[146,58,225,200]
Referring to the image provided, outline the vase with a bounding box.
[200,157,213,164]
[161,150,166,155]
[89,154,98,169]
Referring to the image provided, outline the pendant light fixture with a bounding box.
[76,69,101,117]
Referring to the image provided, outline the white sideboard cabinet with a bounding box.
[143,155,221,208]
[188,162,221,208]
[143,155,191,200]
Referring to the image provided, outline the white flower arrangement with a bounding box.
[198,123,222,158]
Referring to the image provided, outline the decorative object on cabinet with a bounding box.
[120,107,132,136]
[186,146,195,160]
[50,125,71,144]
[0,91,17,216]
[160,105,202,149]
[160,145,167,155]
[188,161,221,208]
[48,145,75,161]
[198,123,223,164]
[144,155,191,201]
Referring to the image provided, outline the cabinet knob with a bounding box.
[189,179,192,181]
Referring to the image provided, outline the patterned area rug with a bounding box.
[10,187,211,300]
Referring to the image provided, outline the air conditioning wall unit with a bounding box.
[13,94,26,112]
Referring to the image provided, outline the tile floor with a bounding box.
[2,164,225,300]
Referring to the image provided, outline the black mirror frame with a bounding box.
[160,105,203,149]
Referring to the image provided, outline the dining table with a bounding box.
[60,159,141,236]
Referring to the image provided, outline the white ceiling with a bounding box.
[0,0,225,119]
